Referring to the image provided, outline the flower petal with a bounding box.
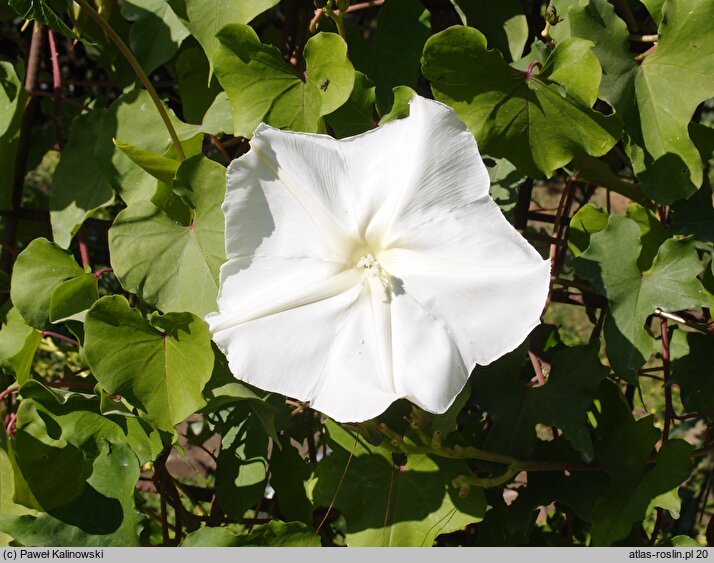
[390,292,470,414]
[211,280,398,423]
[238,124,357,258]
[381,199,550,369]
[338,96,490,247]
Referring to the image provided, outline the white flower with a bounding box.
[205,95,550,423]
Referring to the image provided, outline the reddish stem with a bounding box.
[78,229,90,268]
[529,351,560,438]
[47,29,64,151]
[309,0,385,32]
[0,386,19,403]
[6,412,18,436]
[0,240,18,257]
[524,61,543,81]
[94,267,113,278]
[660,317,673,441]
[209,135,231,165]
[41,331,79,347]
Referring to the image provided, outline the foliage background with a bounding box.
[0,0,713,548]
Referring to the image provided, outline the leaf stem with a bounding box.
[310,0,385,33]
[6,412,18,436]
[0,386,19,403]
[46,29,64,151]
[660,317,673,441]
[654,307,712,334]
[41,330,79,346]
[634,44,657,61]
[71,0,185,160]
[321,0,347,41]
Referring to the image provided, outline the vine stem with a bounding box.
[315,440,357,535]
[42,331,79,346]
[6,412,18,435]
[1,23,42,279]
[635,44,657,61]
[71,0,185,160]
[0,386,19,403]
[661,317,673,441]
[310,0,385,33]
[46,30,64,151]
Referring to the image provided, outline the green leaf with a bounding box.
[574,216,714,381]
[422,28,620,177]
[671,183,714,243]
[176,47,222,124]
[9,0,81,40]
[0,62,24,211]
[10,238,88,329]
[269,435,313,524]
[450,0,529,62]
[0,61,22,139]
[200,351,279,442]
[670,329,714,413]
[0,424,36,546]
[49,273,99,324]
[18,380,162,466]
[184,0,280,78]
[113,140,180,184]
[96,90,201,204]
[670,123,714,241]
[201,91,233,136]
[10,380,155,532]
[472,342,608,460]
[591,417,693,546]
[213,26,355,137]
[0,308,41,384]
[84,295,214,431]
[641,0,665,25]
[0,442,141,546]
[13,399,94,511]
[672,535,700,547]
[378,86,416,125]
[181,520,319,547]
[568,0,714,203]
[568,203,609,256]
[346,0,429,113]
[568,153,650,207]
[50,110,115,249]
[210,405,270,520]
[109,154,226,317]
[325,71,376,139]
[486,157,524,221]
[313,446,487,546]
[120,0,189,73]
[625,203,670,271]
[0,459,28,546]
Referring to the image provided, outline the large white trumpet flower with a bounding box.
[206,95,550,423]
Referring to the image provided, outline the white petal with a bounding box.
[366,276,395,394]
[390,292,469,414]
[380,199,550,369]
[213,281,398,423]
[338,96,490,247]
[208,266,360,333]
[232,124,357,259]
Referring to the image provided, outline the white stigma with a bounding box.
[357,253,390,285]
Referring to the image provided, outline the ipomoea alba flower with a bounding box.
[205,95,550,423]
